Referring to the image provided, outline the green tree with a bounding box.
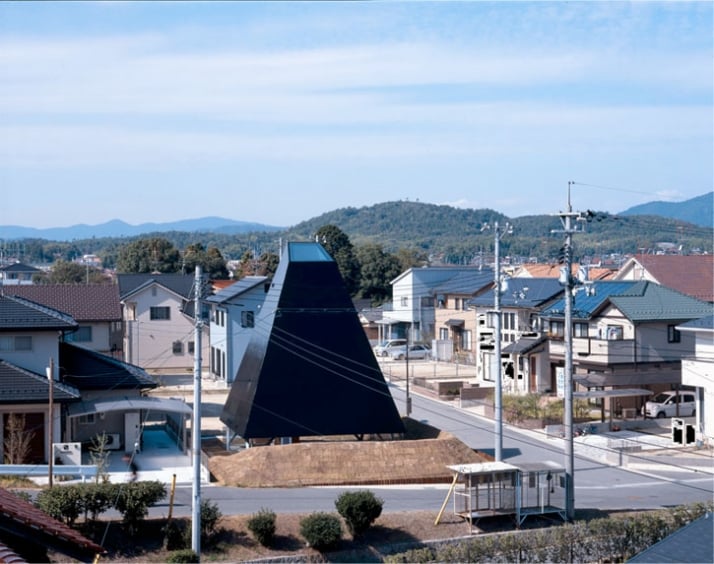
[116,237,181,273]
[181,243,229,279]
[33,260,108,284]
[316,224,360,295]
[354,243,402,305]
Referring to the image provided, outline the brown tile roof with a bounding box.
[2,284,121,321]
[632,254,714,302]
[0,487,105,561]
[514,263,616,281]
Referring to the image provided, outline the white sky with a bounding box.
[1,1,712,229]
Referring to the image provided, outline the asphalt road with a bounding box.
[152,380,713,519]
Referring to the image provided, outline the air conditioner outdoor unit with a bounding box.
[105,433,122,450]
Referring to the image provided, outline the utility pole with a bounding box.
[47,357,54,488]
[191,266,203,555]
[405,329,412,416]
[485,221,511,462]
[552,181,590,522]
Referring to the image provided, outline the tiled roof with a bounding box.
[628,512,713,563]
[541,281,637,319]
[118,273,195,299]
[469,277,563,308]
[609,281,713,322]
[0,360,81,404]
[626,254,714,302]
[0,487,105,561]
[205,275,268,304]
[59,342,157,391]
[2,284,121,321]
[0,295,77,331]
[514,263,616,281]
[0,262,40,273]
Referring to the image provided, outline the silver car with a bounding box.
[389,344,431,361]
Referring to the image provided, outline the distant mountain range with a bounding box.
[0,217,284,241]
[619,192,712,227]
[0,192,710,242]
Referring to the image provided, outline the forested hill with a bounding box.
[4,200,712,268]
[285,200,712,262]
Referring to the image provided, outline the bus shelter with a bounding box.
[435,460,566,532]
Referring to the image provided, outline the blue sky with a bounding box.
[1,1,712,229]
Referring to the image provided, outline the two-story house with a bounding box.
[118,273,209,372]
[386,267,491,345]
[541,281,712,416]
[3,284,123,357]
[0,295,80,463]
[205,276,269,383]
[431,269,494,363]
[678,314,713,445]
[614,254,714,303]
[468,277,564,393]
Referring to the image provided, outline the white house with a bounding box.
[678,315,714,445]
[118,274,209,372]
[205,276,269,383]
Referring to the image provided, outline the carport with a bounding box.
[67,396,192,454]
[573,388,653,431]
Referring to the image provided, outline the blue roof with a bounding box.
[469,277,564,308]
[541,281,637,319]
[433,269,494,295]
[678,314,714,331]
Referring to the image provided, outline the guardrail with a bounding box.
[0,464,98,482]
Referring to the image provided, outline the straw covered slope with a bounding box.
[207,426,489,487]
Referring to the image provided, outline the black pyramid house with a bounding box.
[220,241,405,440]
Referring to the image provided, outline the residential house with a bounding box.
[541,281,713,416]
[678,315,714,445]
[118,273,209,372]
[0,295,81,463]
[510,262,617,281]
[386,267,491,345]
[468,278,563,393]
[432,269,494,363]
[2,284,122,356]
[0,262,41,285]
[205,276,269,383]
[614,254,714,303]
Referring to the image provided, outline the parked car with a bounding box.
[389,344,431,361]
[373,339,407,357]
[642,390,696,418]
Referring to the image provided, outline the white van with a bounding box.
[373,339,407,357]
[643,390,696,419]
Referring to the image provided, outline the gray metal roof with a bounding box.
[678,314,714,331]
[469,277,563,308]
[608,281,713,322]
[118,273,195,300]
[0,360,81,404]
[205,276,268,304]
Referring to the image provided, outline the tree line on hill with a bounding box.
[11,201,712,304]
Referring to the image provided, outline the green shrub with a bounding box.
[200,499,222,541]
[335,490,384,537]
[35,484,84,526]
[247,508,277,547]
[299,512,342,551]
[113,480,167,536]
[166,549,199,563]
[163,520,187,551]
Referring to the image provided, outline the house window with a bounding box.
[573,323,588,338]
[78,414,95,425]
[172,340,183,354]
[241,311,255,328]
[0,336,33,352]
[67,326,93,343]
[150,306,171,320]
[401,296,409,307]
[667,325,681,343]
[461,330,473,351]
[188,341,195,354]
[549,321,565,338]
[439,328,449,340]
[606,326,623,340]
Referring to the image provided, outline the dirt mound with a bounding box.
[208,433,490,487]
